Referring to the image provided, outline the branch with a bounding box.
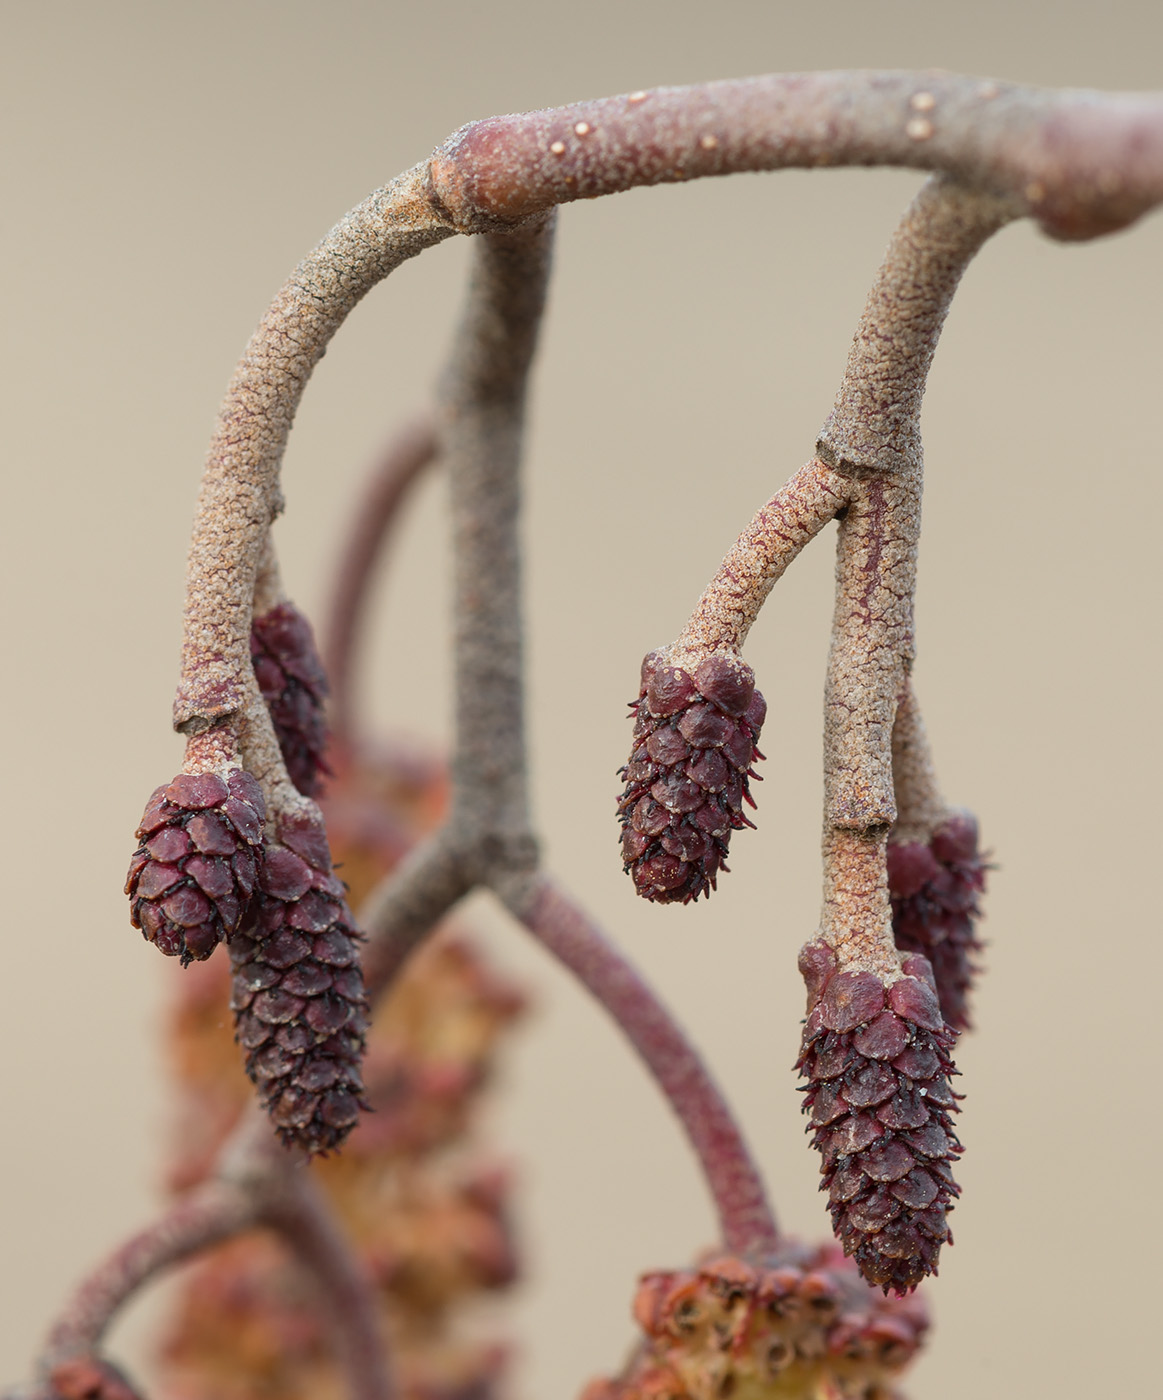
[322,415,439,747]
[359,830,475,1003]
[819,178,1014,963]
[39,1182,258,1368]
[441,216,554,855]
[33,1114,395,1400]
[173,165,454,794]
[669,456,854,668]
[427,71,1163,240]
[259,1165,394,1400]
[889,676,948,845]
[504,874,779,1258]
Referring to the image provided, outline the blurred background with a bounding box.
[3,2,1161,1395]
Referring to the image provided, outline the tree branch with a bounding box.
[819,178,1014,967]
[259,1165,394,1400]
[427,72,1163,240]
[322,416,439,747]
[503,874,779,1258]
[38,1182,258,1368]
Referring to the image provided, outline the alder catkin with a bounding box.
[618,651,765,904]
[126,768,266,965]
[229,807,368,1154]
[797,941,962,1295]
[888,812,986,1032]
[251,602,331,798]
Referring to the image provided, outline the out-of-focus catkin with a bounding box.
[888,813,986,1032]
[251,602,331,798]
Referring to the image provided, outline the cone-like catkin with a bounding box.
[126,769,266,965]
[797,942,962,1295]
[251,602,331,798]
[888,813,986,1032]
[583,1247,928,1400]
[229,808,368,1154]
[618,651,765,904]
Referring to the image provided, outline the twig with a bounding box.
[504,874,779,1258]
[260,1165,394,1400]
[441,216,554,858]
[669,457,854,669]
[172,165,455,819]
[39,1182,258,1367]
[819,178,1015,966]
[359,830,475,1002]
[322,416,439,746]
[35,1114,395,1400]
[890,677,948,844]
[427,72,1163,240]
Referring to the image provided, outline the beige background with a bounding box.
[4,2,1161,1396]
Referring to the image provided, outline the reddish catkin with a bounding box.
[797,942,962,1295]
[251,602,332,798]
[887,813,987,1032]
[229,808,369,1154]
[583,1248,928,1400]
[126,769,266,965]
[618,651,766,904]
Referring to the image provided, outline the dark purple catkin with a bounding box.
[229,807,368,1154]
[617,651,766,904]
[251,602,331,798]
[126,769,266,965]
[797,941,962,1295]
[888,813,986,1032]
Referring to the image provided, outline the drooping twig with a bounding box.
[35,1114,396,1400]
[38,1182,258,1369]
[889,677,948,846]
[259,1165,394,1400]
[428,72,1163,241]
[359,830,475,1002]
[668,457,854,670]
[505,874,779,1257]
[322,416,439,747]
[819,177,1016,960]
[792,178,1017,1293]
[440,216,554,861]
[173,166,455,821]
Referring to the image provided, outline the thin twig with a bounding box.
[260,1166,394,1400]
[39,1183,258,1367]
[359,830,475,1003]
[890,677,948,844]
[504,874,779,1258]
[819,178,1015,966]
[322,416,439,746]
[173,166,455,796]
[440,216,555,857]
[669,457,854,668]
[428,72,1163,240]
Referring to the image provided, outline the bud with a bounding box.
[251,602,331,798]
[618,651,766,904]
[126,769,265,965]
[797,942,962,1294]
[888,812,986,1031]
